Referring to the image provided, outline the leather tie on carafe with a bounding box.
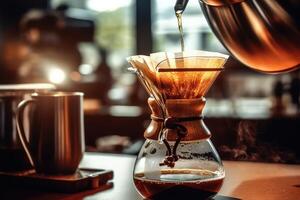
[146,98,210,168]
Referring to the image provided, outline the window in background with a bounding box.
[88,0,135,76]
[51,0,135,77]
[50,0,137,105]
[152,0,225,53]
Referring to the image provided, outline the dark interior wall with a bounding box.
[0,0,49,38]
[136,0,152,55]
[0,0,49,81]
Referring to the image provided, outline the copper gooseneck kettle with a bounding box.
[175,0,300,73]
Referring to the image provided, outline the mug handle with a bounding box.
[16,99,36,168]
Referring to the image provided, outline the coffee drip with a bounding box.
[174,0,188,52]
[175,12,184,52]
[127,50,229,199]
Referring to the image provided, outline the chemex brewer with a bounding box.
[128,51,229,199]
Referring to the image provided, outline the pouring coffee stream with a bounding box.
[174,0,189,52]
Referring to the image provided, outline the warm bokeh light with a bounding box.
[48,68,66,84]
[79,64,94,75]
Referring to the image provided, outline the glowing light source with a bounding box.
[86,0,132,12]
[48,68,66,84]
[79,64,94,75]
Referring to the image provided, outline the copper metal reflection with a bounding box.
[203,0,244,6]
[16,92,84,174]
[200,0,300,73]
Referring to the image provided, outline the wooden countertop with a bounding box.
[1,153,299,200]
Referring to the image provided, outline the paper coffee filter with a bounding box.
[127,55,165,109]
[127,50,229,100]
[152,51,228,99]
[150,50,228,70]
[127,55,156,84]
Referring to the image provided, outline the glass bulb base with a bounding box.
[133,138,225,199]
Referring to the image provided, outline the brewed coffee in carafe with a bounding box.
[128,51,229,199]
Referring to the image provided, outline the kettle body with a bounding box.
[200,0,300,73]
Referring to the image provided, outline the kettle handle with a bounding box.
[16,99,36,168]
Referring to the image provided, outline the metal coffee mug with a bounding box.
[16,92,85,174]
[0,83,55,171]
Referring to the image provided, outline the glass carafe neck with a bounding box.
[145,97,210,141]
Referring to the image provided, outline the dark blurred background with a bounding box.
[0,0,299,163]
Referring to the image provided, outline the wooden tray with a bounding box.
[0,168,113,193]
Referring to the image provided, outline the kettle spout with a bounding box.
[174,0,189,13]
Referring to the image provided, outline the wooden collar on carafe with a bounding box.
[145,97,210,141]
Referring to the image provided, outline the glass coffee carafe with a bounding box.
[127,51,229,199]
